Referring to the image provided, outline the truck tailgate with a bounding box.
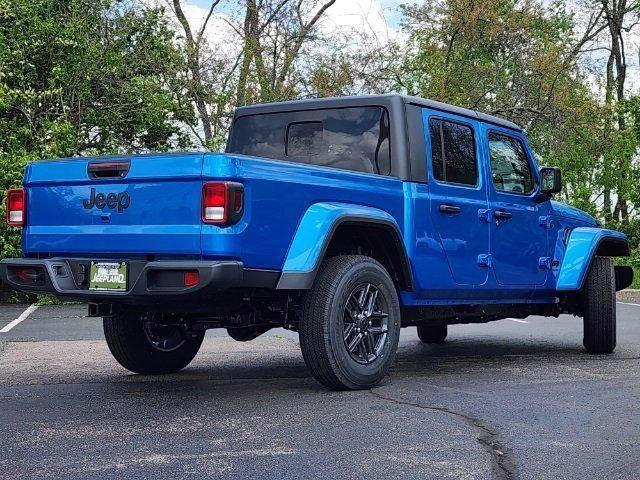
[23,154,204,256]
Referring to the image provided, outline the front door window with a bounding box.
[488,132,534,195]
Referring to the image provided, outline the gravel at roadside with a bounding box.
[618,289,640,303]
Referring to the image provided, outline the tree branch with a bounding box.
[196,0,222,47]
[275,0,337,90]
[258,0,291,35]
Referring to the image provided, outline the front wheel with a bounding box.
[583,256,616,354]
[103,311,204,374]
[417,324,447,343]
[299,255,401,390]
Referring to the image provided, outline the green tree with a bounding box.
[398,0,639,217]
[170,0,338,150]
[0,0,195,260]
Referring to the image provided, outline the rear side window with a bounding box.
[429,118,477,186]
[287,122,323,156]
[227,107,391,175]
[488,132,534,194]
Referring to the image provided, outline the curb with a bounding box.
[618,289,640,302]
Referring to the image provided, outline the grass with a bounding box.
[0,292,77,306]
[35,294,64,306]
[632,267,640,290]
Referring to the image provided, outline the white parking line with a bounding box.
[0,304,39,333]
[618,302,640,307]
[507,318,528,324]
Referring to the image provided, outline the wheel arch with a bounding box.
[276,203,413,291]
[557,227,631,291]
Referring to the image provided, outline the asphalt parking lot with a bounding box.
[1,301,640,480]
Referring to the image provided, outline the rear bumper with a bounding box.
[0,258,278,302]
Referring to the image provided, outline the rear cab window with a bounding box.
[227,107,391,175]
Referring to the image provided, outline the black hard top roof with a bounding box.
[234,93,521,131]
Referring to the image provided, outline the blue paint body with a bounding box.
[556,228,628,290]
[21,108,628,306]
[280,202,398,274]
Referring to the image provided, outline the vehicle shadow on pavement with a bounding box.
[0,333,602,391]
[404,338,587,360]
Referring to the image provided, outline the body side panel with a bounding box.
[402,109,555,305]
[201,153,406,271]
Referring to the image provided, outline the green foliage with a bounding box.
[0,0,194,260]
[35,294,78,306]
[400,0,572,115]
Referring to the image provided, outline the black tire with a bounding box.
[103,310,205,374]
[417,324,447,343]
[299,255,401,390]
[583,256,616,354]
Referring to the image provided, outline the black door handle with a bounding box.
[494,210,513,220]
[439,204,461,214]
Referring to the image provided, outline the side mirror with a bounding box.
[540,167,562,195]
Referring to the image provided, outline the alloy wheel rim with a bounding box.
[143,315,187,352]
[343,283,390,364]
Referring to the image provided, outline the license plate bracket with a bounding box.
[89,262,127,291]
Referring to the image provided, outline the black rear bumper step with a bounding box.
[0,258,279,302]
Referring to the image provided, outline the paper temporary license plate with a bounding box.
[89,262,127,291]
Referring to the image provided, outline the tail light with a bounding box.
[6,188,25,227]
[202,182,244,225]
[184,271,200,287]
[8,266,45,286]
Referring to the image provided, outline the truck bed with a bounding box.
[23,153,405,273]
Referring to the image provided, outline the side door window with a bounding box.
[429,118,478,186]
[488,132,533,195]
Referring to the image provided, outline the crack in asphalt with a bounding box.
[370,389,517,480]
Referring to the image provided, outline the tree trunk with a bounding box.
[236,5,254,107]
[603,187,612,223]
[173,0,213,144]
[601,0,630,220]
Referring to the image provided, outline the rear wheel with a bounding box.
[417,324,447,343]
[583,256,616,354]
[299,255,401,390]
[103,310,204,374]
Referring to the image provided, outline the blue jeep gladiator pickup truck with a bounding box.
[1,94,634,390]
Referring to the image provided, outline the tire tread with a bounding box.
[299,255,399,390]
[583,256,616,354]
[417,324,447,343]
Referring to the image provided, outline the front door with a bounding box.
[425,112,490,286]
[485,127,548,285]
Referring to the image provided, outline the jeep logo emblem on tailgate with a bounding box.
[83,188,130,213]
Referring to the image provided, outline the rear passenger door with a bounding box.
[425,112,490,286]
[485,127,548,286]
